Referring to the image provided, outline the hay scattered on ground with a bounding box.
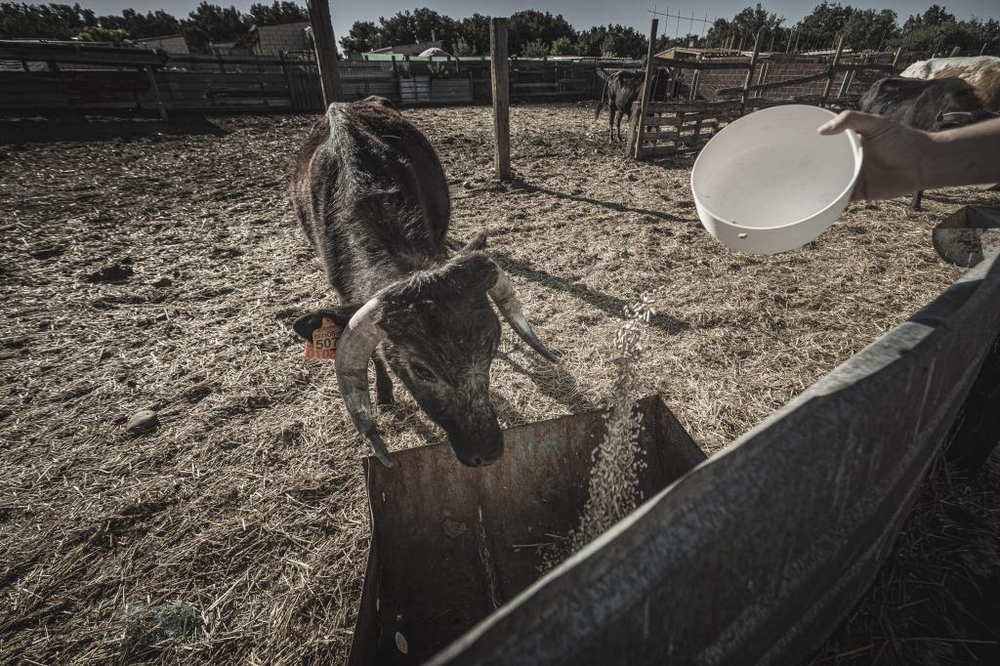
[807,449,1000,665]
[1,103,998,664]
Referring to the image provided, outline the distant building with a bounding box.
[370,40,442,57]
[249,21,311,55]
[209,41,251,56]
[132,34,189,54]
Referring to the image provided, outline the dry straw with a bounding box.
[2,105,998,665]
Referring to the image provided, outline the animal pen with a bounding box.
[5,31,1000,666]
[628,39,904,159]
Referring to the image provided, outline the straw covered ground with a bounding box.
[1,102,998,664]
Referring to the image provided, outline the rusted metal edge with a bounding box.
[426,252,1000,666]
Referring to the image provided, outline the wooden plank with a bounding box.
[739,33,762,117]
[428,251,1000,666]
[0,40,163,66]
[822,36,846,105]
[718,70,828,96]
[491,18,510,180]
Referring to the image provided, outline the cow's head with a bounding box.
[294,231,555,468]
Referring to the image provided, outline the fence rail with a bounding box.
[0,41,623,116]
[0,40,915,120]
[630,44,904,159]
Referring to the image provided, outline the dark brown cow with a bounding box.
[290,96,555,468]
[595,69,645,143]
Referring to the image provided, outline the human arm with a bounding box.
[817,111,1000,200]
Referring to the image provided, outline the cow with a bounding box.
[595,69,645,143]
[289,96,556,468]
[858,76,994,212]
[900,56,1000,111]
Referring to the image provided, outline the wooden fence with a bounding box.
[630,42,903,158]
[0,41,628,117]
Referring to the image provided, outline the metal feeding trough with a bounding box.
[347,395,706,666]
[932,205,1000,267]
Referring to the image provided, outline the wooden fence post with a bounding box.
[689,56,701,101]
[633,18,658,160]
[490,17,511,180]
[739,32,761,117]
[821,35,845,106]
[143,65,168,121]
[890,46,903,73]
[307,0,343,106]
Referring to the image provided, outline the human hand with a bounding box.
[818,111,934,201]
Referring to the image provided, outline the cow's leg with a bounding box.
[617,110,627,142]
[373,356,394,408]
[608,108,617,143]
[909,190,923,213]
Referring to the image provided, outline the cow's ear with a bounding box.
[293,305,361,340]
[459,229,488,254]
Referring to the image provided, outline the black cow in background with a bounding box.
[859,76,994,212]
[595,69,645,143]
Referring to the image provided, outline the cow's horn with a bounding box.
[488,270,558,362]
[334,298,394,467]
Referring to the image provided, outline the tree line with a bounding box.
[0,1,307,52]
[341,3,998,58]
[703,3,999,55]
[1,2,997,57]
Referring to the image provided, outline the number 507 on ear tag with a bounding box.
[304,318,341,360]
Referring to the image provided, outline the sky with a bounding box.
[70,1,1000,44]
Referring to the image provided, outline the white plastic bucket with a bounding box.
[691,105,862,255]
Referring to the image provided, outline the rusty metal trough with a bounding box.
[351,247,1000,666]
[348,396,707,665]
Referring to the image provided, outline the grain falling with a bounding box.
[543,292,655,570]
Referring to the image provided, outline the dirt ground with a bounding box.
[2,102,998,664]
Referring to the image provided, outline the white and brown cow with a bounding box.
[900,56,1000,112]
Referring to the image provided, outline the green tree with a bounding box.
[376,7,457,51]
[601,25,646,58]
[507,9,574,55]
[340,19,379,52]
[549,35,574,56]
[521,38,548,57]
[75,25,131,44]
[892,5,993,54]
[0,2,94,40]
[101,9,182,39]
[575,25,608,56]
[182,2,252,53]
[248,1,307,26]
[451,37,475,56]
[456,13,490,56]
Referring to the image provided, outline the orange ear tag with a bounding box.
[304,317,342,360]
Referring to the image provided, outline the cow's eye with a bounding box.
[410,362,437,382]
